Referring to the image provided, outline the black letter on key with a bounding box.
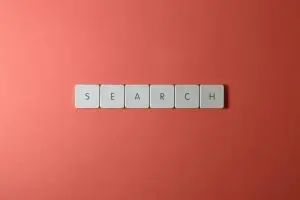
[84,93,90,100]
[110,93,115,100]
[160,93,165,100]
[135,93,140,100]
[184,93,191,100]
[209,92,216,100]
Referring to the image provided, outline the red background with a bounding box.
[0,0,299,199]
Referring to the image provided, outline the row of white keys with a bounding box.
[75,84,225,109]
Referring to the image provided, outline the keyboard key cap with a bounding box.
[100,85,124,108]
[125,85,150,108]
[75,84,100,108]
[150,85,174,108]
[200,85,224,108]
[175,85,199,108]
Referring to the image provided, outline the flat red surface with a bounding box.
[0,0,300,199]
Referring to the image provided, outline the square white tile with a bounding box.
[125,85,149,108]
[200,85,224,108]
[75,84,100,108]
[175,85,199,108]
[100,85,124,108]
[150,85,174,108]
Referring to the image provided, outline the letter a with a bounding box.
[135,93,140,100]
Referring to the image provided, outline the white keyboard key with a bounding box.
[75,84,100,108]
[175,85,199,108]
[200,85,224,108]
[125,85,149,108]
[100,85,124,108]
[150,85,174,108]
